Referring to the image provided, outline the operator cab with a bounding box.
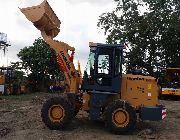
[82,42,124,93]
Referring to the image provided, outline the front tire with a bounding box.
[105,100,136,134]
[41,97,74,130]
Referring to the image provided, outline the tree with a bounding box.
[98,0,180,77]
[13,70,26,84]
[100,56,109,74]
[17,38,64,92]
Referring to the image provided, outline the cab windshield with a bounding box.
[85,48,96,77]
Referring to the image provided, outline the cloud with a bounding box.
[66,0,114,5]
[0,0,116,70]
[18,0,44,7]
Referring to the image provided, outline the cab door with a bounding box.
[94,47,122,93]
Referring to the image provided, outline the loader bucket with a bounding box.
[20,0,61,38]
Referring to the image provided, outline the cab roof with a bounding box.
[89,42,124,49]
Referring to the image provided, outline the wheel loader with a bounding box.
[20,0,166,134]
[161,68,180,99]
[0,67,27,95]
[0,67,13,95]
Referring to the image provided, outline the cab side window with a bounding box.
[98,55,110,74]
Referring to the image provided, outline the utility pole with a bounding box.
[0,32,11,56]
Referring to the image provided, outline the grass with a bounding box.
[0,93,37,101]
[0,94,33,111]
[0,93,45,111]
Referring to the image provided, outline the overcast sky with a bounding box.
[0,0,116,71]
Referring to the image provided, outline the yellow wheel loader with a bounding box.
[0,67,27,95]
[20,0,166,134]
[0,67,15,95]
[161,68,180,99]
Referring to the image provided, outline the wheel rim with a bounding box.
[48,105,65,122]
[112,108,129,127]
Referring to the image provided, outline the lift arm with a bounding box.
[20,0,78,93]
[41,31,77,93]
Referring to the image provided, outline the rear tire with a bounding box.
[105,100,136,134]
[41,97,74,130]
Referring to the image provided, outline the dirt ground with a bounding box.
[0,93,179,140]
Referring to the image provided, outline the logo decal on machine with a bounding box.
[60,51,71,70]
[148,84,152,90]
